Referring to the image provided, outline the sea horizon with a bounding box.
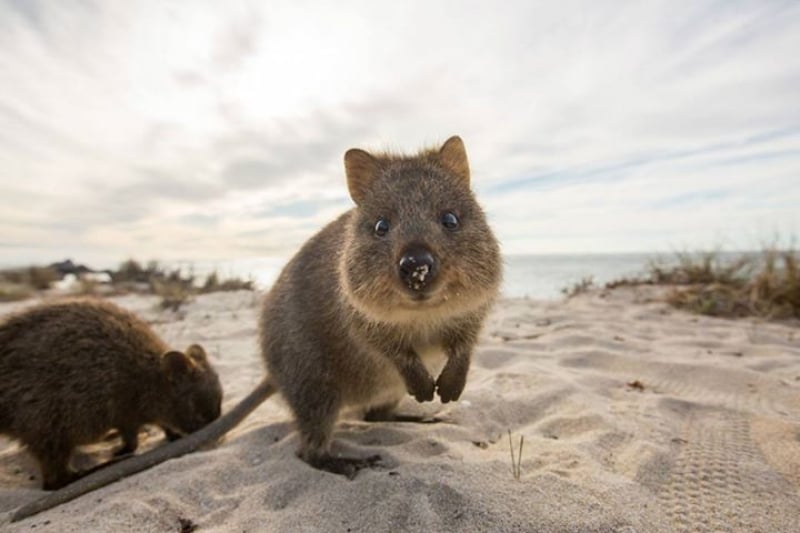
[3,250,763,301]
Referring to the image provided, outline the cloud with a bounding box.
[0,0,798,265]
[212,5,263,70]
[486,127,800,195]
[218,133,348,191]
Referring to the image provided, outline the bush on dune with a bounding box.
[609,247,800,320]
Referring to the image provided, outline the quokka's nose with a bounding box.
[398,247,437,291]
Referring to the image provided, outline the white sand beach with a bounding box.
[1,287,799,532]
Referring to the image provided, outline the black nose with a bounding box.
[398,247,437,291]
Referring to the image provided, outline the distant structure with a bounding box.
[48,259,112,292]
[48,259,93,277]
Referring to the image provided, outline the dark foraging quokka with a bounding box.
[0,299,222,490]
[9,135,500,521]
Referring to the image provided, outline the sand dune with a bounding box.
[1,287,799,532]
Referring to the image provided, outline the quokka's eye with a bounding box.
[441,211,459,231]
[374,217,390,237]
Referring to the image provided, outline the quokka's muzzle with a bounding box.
[398,245,438,292]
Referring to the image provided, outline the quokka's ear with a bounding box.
[438,135,470,186]
[162,350,197,381]
[186,344,208,365]
[344,148,379,205]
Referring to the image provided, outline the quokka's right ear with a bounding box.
[344,148,379,206]
[162,350,198,381]
[438,135,470,186]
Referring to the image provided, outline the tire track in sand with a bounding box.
[657,402,800,532]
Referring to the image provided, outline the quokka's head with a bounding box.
[159,344,223,436]
[340,136,501,322]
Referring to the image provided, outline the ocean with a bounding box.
[181,253,662,300]
[501,253,658,299]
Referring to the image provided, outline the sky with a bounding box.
[1,0,799,268]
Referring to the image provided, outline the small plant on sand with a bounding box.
[201,271,254,293]
[112,259,151,284]
[76,278,100,296]
[0,266,59,291]
[153,279,194,311]
[26,267,60,290]
[561,276,595,299]
[0,284,34,302]
[508,430,524,481]
[149,267,196,311]
[0,266,60,301]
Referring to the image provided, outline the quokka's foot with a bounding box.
[364,411,442,424]
[308,454,383,479]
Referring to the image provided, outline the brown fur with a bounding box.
[259,135,501,472]
[0,299,222,490]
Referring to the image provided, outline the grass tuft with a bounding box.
[0,284,34,302]
[561,276,595,299]
[0,266,59,291]
[608,246,800,320]
[508,430,524,481]
[201,271,254,293]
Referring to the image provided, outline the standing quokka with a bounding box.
[0,299,222,490]
[259,135,502,475]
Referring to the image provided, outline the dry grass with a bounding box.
[648,251,752,286]
[608,247,800,320]
[152,278,194,311]
[0,259,255,308]
[0,284,34,302]
[508,430,524,481]
[118,261,256,311]
[0,266,59,302]
[0,266,59,291]
[201,271,254,293]
[561,276,595,299]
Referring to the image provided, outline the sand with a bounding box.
[1,287,799,532]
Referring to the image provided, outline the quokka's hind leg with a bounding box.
[113,425,139,457]
[363,401,400,422]
[163,427,182,441]
[289,379,382,479]
[290,379,340,463]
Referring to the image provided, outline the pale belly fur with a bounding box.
[344,343,447,415]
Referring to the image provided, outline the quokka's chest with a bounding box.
[415,342,448,377]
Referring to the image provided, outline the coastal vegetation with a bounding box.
[607,247,800,320]
[0,259,254,310]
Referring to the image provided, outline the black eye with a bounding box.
[441,212,459,231]
[374,217,389,237]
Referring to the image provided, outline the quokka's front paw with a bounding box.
[436,367,466,403]
[407,375,436,402]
